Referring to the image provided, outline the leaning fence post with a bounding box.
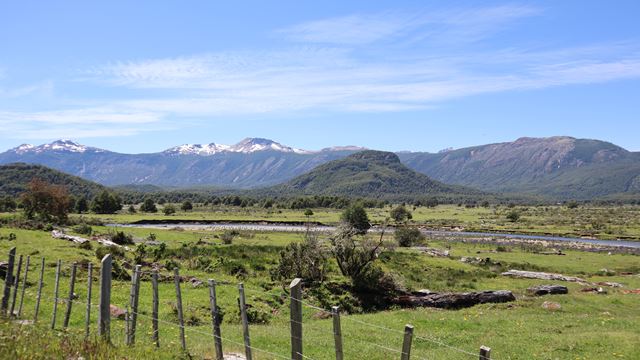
[128,265,142,345]
[332,306,344,360]
[98,254,112,341]
[174,268,187,351]
[480,345,491,360]
[9,254,23,318]
[152,269,159,348]
[208,279,223,360]
[85,263,93,339]
[63,262,77,328]
[238,283,252,360]
[290,278,303,360]
[18,255,30,317]
[401,324,414,360]
[51,259,61,329]
[34,257,45,321]
[1,247,16,316]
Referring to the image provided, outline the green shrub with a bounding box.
[73,224,92,235]
[394,227,425,247]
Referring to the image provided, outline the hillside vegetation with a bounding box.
[0,163,105,198]
[263,151,486,202]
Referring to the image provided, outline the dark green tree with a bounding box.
[390,205,412,223]
[340,204,371,234]
[91,191,122,214]
[75,197,89,213]
[140,198,158,213]
[181,200,193,212]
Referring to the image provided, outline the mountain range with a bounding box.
[1,136,639,200]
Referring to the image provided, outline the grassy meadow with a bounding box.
[1,208,639,359]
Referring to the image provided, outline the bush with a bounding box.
[394,227,425,247]
[271,232,327,284]
[390,205,412,223]
[72,224,92,235]
[140,199,157,213]
[340,204,370,234]
[220,230,239,244]
[108,230,134,245]
[95,245,125,260]
[163,204,176,216]
[506,211,521,222]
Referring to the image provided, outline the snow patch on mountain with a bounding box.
[9,140,105,154]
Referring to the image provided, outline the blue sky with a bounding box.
[1,0,639,153]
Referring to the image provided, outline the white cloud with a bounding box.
[277,5,540,45]
[3,4,640,140]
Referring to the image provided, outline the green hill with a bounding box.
[0,163,106,198]
[262,150,486,201]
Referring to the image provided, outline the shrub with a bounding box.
[394,227,425,247]
[506,211,521,222]
[220,230,239,244]
[72,224,92,235]
[340,204,370,234]
[163,204,176,216]
[271,232,327,284]
[108,230,134,245]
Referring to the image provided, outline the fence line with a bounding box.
[2,248,494,360]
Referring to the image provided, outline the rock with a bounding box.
[51,230,89,244]
[224,353,246,360]
[622,289,640,294]
[541,301,562,311]
[110,304,126,319]
[526,285,569,296]
[502,270,588,284]
[394,290,516,309]
[581,287,607,294]
[595,281,623,288]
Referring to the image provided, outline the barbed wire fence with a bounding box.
[0,247,493,360]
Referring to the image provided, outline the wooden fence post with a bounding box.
[174,268,186,351]
[9,254,23,318]
[63,262,77,328]
[34,257,45,321]
[85,263,93,339]
[332,306,343,360]
[401,324,414,360]
[152,269,159,348]
[290,278,303,360]
[208,279,223,360]
[238,283,252,360]
[1,247,16,316]
[480,346,491,360]
[51,259,61,329]
[128,265,141,345]
[124,307,130,344]
[98,254,112,341]
[17,255,30,317]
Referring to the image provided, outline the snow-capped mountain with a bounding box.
[164,138,312,155]
[10,140,105,154]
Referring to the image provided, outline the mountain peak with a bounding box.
[9,139,104,154]
[231,138,310,154]
[348,150,401,164]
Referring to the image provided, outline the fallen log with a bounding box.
[394,290,515,309]
[526,285,568,296]
[51,230,89,244]
[502,270,588,284]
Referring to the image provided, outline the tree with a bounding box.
[181,200,193,212]
[163,204,176,216]
[424,197,439,208]
[75,197,89,213]
[304,209,314,219]
[395,227,425,247]
[271,231,327,284]
[91,191,122,214]
[390,205,412,223]
[506,210,521,222]
[340,204,370,234]
[0,196,17,212]
[127,205,137,214]
[140,198,157,213]
[21,178,71,223]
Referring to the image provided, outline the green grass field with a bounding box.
[55,203,640,241]
[1,217,639,359]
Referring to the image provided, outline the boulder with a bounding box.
[526,285,569,296]
[110,304,126,319]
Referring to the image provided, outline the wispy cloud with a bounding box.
[277,4,540,45]
[3,4,640,140]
